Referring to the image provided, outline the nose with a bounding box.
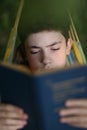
[41,50,51,65]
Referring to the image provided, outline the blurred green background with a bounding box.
[0,0,87,61]
[0,0,19,60]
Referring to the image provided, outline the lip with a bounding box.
[44,66,51,69]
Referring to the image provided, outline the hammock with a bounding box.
[3,0,24,63]
[67,14,87,65]
[3,0,87,65]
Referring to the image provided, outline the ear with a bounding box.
[66,38,72,55]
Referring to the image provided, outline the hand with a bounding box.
[59,99,87,129]
[0,103,28,130]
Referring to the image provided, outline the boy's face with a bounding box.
[24,31,72,72]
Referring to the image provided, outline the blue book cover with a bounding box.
[0,63,87,130]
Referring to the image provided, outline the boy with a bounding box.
[1,0,87,129]
[0,23,87,130]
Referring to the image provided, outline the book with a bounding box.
[0,62,87,130]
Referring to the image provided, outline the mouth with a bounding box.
[39,66,54,71]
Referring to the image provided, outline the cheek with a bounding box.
[52,50,67,65]
[53,50,66,59]
[28,55,39,64]
[26,54,41,68]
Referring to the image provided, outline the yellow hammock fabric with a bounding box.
[67,14,87,65]
[3,0,24,63]
[72,40,83,64]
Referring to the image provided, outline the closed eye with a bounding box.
[30,50,40,54]
[50,43,61,51]
[51,48,60,51]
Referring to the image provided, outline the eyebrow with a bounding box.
[29,41,61,49]
[29,46,40,49]
[46,42,61,47]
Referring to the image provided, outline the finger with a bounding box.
[59,108,87,116]
[66,99,87,107]
[0,111,28,119]
[68,122,87,129]
[60,116,87,124]
[0,124,25,130]
[0,118,27,126]
[0,104,23,113]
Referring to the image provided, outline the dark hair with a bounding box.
[18,0,70,43]
[21,21,69,44]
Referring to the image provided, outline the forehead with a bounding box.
[25,31,66,47]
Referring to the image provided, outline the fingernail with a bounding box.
[65,101,71,106]
[24,114,28,119]
[59,111,65,116]
[60,118,66,123]
[20,120,27,126]
[23,121,27,125]
[18,109,24,113]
